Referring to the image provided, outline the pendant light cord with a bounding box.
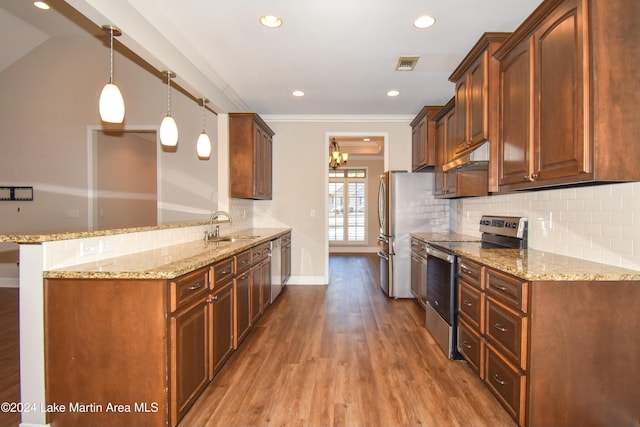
[166,73,172,116]
[201,99,206,132]
[109,27,114,84]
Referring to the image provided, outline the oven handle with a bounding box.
[426,246,454,264]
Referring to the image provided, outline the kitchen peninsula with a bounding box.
[1,223,291,427]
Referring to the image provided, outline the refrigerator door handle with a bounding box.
[377,250,390,261]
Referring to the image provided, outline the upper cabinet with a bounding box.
[448,32,510,191]
[229,113,275,200]
[495,0,640,191]
[411,106,442,171]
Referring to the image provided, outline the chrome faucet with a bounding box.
[205,210,232,240]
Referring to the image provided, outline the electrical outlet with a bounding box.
[543,211,553,230]
[81,241,98,257]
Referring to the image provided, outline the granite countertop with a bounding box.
[0,221,209,244]
[411,231,640,281]
[452,242,640,282]
[43,228,290,280]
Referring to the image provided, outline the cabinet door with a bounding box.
[171,297,209,424]
[250,264,262,323]
[468,51,488,147]
[418,255,427,308]
[261,257,271,311]
[234,270,251,348]
[533,0,586,182]
[434,115,446,195]
[253,125,264,198]
[211,281,234,375]
[410,250,420,299]
[498,37,532,187]
[454,78,468,149]
[411,119,424,171]
[445,106,457,165]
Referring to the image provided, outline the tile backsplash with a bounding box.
[455,181,640,270]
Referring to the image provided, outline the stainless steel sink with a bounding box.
[207,235,260,242]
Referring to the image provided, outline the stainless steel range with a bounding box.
[424,215,528,359]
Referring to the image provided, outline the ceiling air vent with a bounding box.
[395,56,420,71]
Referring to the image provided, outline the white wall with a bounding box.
[0,35,220,284]
[250,117,412,284]
[455,181,640,270]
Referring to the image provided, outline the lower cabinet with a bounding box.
[410,238,428,308]
[457,256,640,427]
[211,279,234,375]
[43,235,290,427]
[171,295,210,425]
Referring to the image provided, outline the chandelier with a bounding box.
[329,138,349,169]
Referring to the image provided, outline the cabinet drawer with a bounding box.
[458,258,483,289]
[458,318,484,378]
[211,258,235,289]
[251,244,267,263]
[458,280,484,332]
[485,345,526,426]
[485,297,527,370]
[486,268,528,312]
[235,250,251,274]
[169,268,209,312]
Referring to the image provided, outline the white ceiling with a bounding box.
[2,0,543,117]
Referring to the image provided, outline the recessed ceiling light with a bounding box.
[363,138,371,141]
[387,90,400,97]
[414,15,436,29]
[292,90,305,97]
[33,1,50,10]
[260,15,282,28]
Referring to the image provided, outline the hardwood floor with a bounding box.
[179,254,517,427]
[0,288,20,427]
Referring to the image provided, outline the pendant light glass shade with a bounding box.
[197,98,212,159]
[160,116,178,147]
[99,25,125,123]
[197,132,212,158]
[160,71,178,147]
[99,83,125,123]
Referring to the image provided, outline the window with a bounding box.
[328,168,366,243]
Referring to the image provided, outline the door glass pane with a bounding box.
[328,182,344,241]
[347,182,365,241]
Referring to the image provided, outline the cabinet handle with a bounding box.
[494,323,508,332]
[460,265,473,275]
[212,295,218,301]
[462,340,472,349]
[188,282,203,290]
[463,300,473,307]
[493,284,509,292]
[531,173,538,179]
[493,374,507,385]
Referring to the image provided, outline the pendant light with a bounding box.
[99,25,125,123]
[196,98,212,159]
[159,71,178,147]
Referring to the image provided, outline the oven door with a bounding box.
[425,245,456,324]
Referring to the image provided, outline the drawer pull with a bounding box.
[462,340,472,349]
[493,374,508,385]
[188,282,203,290]
[493,284,509,292]
[494,323,508,332]
[460,265,473,275]
[463,300,473,307]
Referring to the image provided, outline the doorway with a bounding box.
[91,129,158,229]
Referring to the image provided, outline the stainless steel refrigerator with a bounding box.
[377,170,449,298]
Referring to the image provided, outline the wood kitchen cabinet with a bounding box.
[449,32,509,192]
[170,268,211,425]
[456,256,640,427]
[229,112,275,200]
[410,106,441,171]
[410,237,428,309]
[209,258,235,377]
[495,0,640,191]
[234,250,252,348]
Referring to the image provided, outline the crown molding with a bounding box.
[260,114,414,123]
